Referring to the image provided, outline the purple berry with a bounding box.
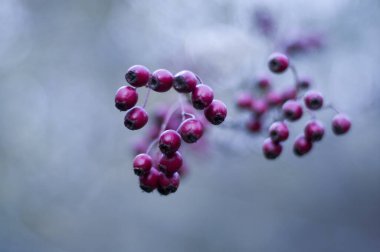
[332,114,351,135]
[114,86,138,111]
[236,93,253,109]
[256,75,271,90]
[158,152,183,175]
[265,91,282,107]
[159,130,182,155]
[191,84,214,110]
[246,116,262,133]
[251,99,268,117]
[124,106,149,130]
[304,120,325,142]
[262,138,282,159]
[148,69,173,92]
[173,70,198,93]
[133,153,152,176]
[125,65,151,87]
[139,167,160,192]
[281,87,298,102]
[269,121,289,142]
[177,118,204,143]
[304,90,323,110]
[268,52,289,73]
[297,77,312,90]
[293,135,313,156]
[158,172,180,195]
[204,100,227,125]
[282,100,303,121]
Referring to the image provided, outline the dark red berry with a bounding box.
[265,91,282,107]
[281,87,298,102]
[139,167,160,192]
[268,53,289,73]
[251,99,268,117]
[148,69,173,92]
[114,86,138,111]
[158,152,183,175]
[256,75,271,90]
[125,65,151,87]
[297,77,312,90]
[236,93,253,109]
[304,120,325,142]
[332,114,351,135]
[158,172,180,195]
[304,90,323,110]
[159,130,181,155]
[191,84,214,110]
[262,138,282,159]
[293,135,313,156]
[282,100,303,121]
[177,118,204,143]
[246,116,262,133]
[173,70,198,93]
[133,153,152,176]
[269,121,289,142]
[204,100,227,125]
[124,106,149,130]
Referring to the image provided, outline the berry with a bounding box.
[158,172,180,195]
[246,116,262,133]
[282,100,303,121]
[281,87,298,102]
[268,53,289,73]
[191,84,214,110]
[125,65,151,87]
[262,138,282,159]
[304,90,323,110]
[124,106,149,130]
[297,77,311,90]
[177,118,204,143]
[139,167,160,192]
[269,121,289,142]
[148,69,173,92]
[204,100,227,125]
[293,135,313,156]
[173,70,198,93]
[304,120,325,142]
[133,153,152,176]
[256,75,271,90]
[265,91,282,107]
[159,130,182,155]
[236,93,253,109]
[114,86,138,111]
[332,114,351,135]
[158,152,183,175]
[251,99,268,116]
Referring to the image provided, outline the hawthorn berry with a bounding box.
[139,167,160,192]
[281,87,298,102]
[246,116,262,133]
[282,100,303,121]
[177,118,204,143]
[237,92,253,109]
[262,138,282,159]
[293,135,313,156]
[304,120,325,142]
[124,106,149,130]
[268,52,289,73]
[191,84,214,110]
[174,70,198,93]
[266,91,282,107]
[158,152,183,175]
[157,172,180,195]
[148,69,173,92]
[304,90,324,110]
[125,65,151,87]
[297,77,311,90]
[204,100,227,125]
[114,86,138,111]
[133,153,152,176]
[251,99,268,116]
[159,130,181,155]
[332,114,351,135]
[256,75,271,90]
[269,121,289,142]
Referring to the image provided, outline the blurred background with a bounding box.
[1,0,380,251]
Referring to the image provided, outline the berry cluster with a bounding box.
[115,65,227,195]
[235,53,351,159]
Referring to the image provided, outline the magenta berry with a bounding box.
[114,86,138,111]
[293,135,313,156]
[173,70,198,93]
[304,90,324,110]
[268,52,289,73]
[159,130,182,155]
[251,99,268,116]
[262,138,282,159]
[191,84,214,110]
[158,172,180,195]
[256,75,271,90]
[269,121,289,142]
[125,65,151,87]
[246,116,262,133]
[237,92,253,109]
[177,118,204,143]
[304,120,325,142]
[204,100,227,125]
[282,100,303,121]
[297,77,311,90]
[133,153,153,176]
[124,106,149,130]
[266,91,282,107]
[158,152,183,175]
[148,69,173,92]
[281,87,298,102]
[139,167,160,192]
[332,114,351,135]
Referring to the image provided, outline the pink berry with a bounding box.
[159,130,182,155]
[251,99,268,117]
[158,152,183,175]
[236,92,253,109]
[139,167,160,192]
[204,100,227,125]
[114,86,138,111]
[133,153,152,176]
[269,121,289,142]
[124,106,149,130]
[177,118,204,143]
[281,87,298,102]
[293,135,313,156]
[262,138,282,159]
[282,100,303,121]
[158,172,180,195]
[125,65,151,87]
[332,114,351,135]
[191,84,214,110]
[265,91,282,107]
[256,75,271,90]
[268,52,289,73]
[304,120,325,142]
[246,116,262,133]
[304,90,323,110]
[148,69,173,92]
[173,70,198,93]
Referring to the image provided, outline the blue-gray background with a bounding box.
[1,0,380,251]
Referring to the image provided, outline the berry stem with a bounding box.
[179,95,186,121]
[195,74,203,84]
[289,64,300,86]
[142,87,151,109]
[146,139,158,154]
[326,103,340,114]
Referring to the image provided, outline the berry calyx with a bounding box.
[114,86,138,111]
[204,100,227,125]
[125,65,151,87]
[268,52,289,73]
[304,90,324,110]
[148,69,173,92]
[177,118,204,143]
[191,84,214,110]
[293,135,313,156]
[269,121,289,142]
[158,172,180,195]
[262,138,282,159]
[158,152,183,175]
[173,70,198,93]
[124,106,149,130]
[158,130,182,155]
[304,120,325,142]
[332,114,351,135]
[282,100,303,121]
[133,153,152,176]
[139,167,160,192]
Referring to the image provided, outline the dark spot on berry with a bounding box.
[193,100,204,109]
[185,134,198,143]
[134,169,143,176]
[124,119,135,130]
[149,77,158,89]
[213,114,225,125]
[157,187,170,195]
[140,185,154,193]
[310,99,321,108]
[285,111,294,119]
[126,71,136,84]
[174,76,186,90]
